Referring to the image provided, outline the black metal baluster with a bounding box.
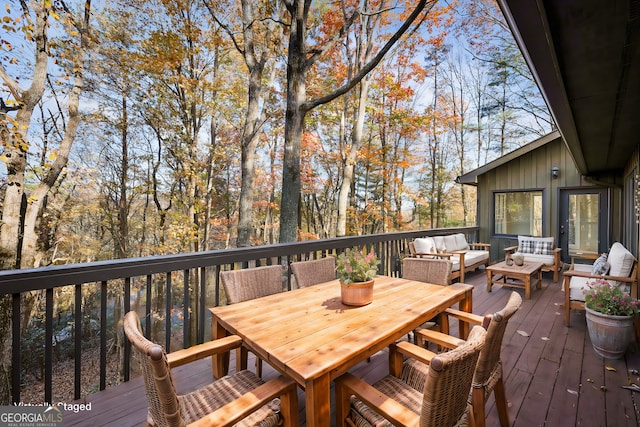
[100,281,107,391]
[124,278,131,382]
[74,284,82,399]
[166,272,171,351]
[12,293,20,404]
[183,269,189,348]
[145,275,152,339]
[45,288,53,403]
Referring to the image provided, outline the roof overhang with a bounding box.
[496,0,640,177]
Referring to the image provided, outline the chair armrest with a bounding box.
[469,243,491,249]
[413,252,437,259]
[168,335,243,368]
[392,341,438,366]
[187,375,298,427]
[414,329,465,350]
[443,308,485,326]
[563,269,636,283]
[450,250,468,255]
[334,373,421,427]
[504,246,518,254]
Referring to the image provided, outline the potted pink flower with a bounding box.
[583,279,639,359]
[336,248,380,306]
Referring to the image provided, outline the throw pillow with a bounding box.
[519,240,535,254]
[534,240,554,255]
[591,253,610,275]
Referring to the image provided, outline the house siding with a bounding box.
[477,137,604,262]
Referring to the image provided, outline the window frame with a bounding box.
[491,188,546,238]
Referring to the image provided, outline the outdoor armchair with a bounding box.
[563,242,638,326]
[403,257,453,342]
[123,311,299,427]
[504,235,562,282]
[220,265,284,376]
[335,325,486,427]
[415,291,522,427]
[290,256,336,288]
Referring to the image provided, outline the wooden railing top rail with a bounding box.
[0,227,478,294]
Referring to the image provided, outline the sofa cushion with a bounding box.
[453,233,470,251]
[607,242,635,278]
[569,277,630,302]
[413,237,437,255]
[464,250,489,265]
[443,235,459,252]
[512,251,554,266]
[432,236,446,252]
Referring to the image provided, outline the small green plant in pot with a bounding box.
[336,248,380,306]
[583,279,639,359]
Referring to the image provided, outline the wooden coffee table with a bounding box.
[486,261,544,299]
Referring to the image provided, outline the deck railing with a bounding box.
[0,227,478,405]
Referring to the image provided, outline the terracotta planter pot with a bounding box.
[585,307,635,359]
[340,279,374,306]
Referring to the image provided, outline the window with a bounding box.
[493,190,543,236]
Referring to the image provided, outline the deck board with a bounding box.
[63,269,640,426]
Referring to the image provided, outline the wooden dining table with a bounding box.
[209,275,473,427]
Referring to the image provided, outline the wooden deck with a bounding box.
[63,269,640,426]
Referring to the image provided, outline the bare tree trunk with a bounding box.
[279,0,432,242]
[0,3,50,269]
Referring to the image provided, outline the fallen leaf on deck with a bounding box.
[541,337,550,341]
[605,365,617,372]
[587,378,594,383]
[517,330,530,337]
[567,389,578,396]
[600,386,607,392]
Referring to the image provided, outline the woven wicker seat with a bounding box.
[123,311,299,427]
[403,258,453,343]
[415,291,522,427]
[220,265,284,376]
[290,257,336,288]
[335,325,487,427]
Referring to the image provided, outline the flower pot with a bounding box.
[585,307,635,359]
[340,279,374,306]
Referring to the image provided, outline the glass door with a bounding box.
[559,188,609,263]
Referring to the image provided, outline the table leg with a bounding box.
[537,269,542,289]
[211,319,230,379]
[524,275,531,299]
[486,269,493,292]
[305,374,331,427]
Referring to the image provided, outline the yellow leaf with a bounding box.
[605,365,617,372]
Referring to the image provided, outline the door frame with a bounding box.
[558,187,610,264]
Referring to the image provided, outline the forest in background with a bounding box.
[0,0,553,271]
[0,0,556,404]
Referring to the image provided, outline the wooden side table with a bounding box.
[486,261,544,299]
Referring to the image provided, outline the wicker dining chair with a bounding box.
[415,291,522,427]
[123,311,299,427]
[403,257,453,343]
[290,256,336,288]
[220,265,284,376]
[335,325,487,427]
[402,257,452,285]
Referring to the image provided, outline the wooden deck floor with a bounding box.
[64,269,640,426]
